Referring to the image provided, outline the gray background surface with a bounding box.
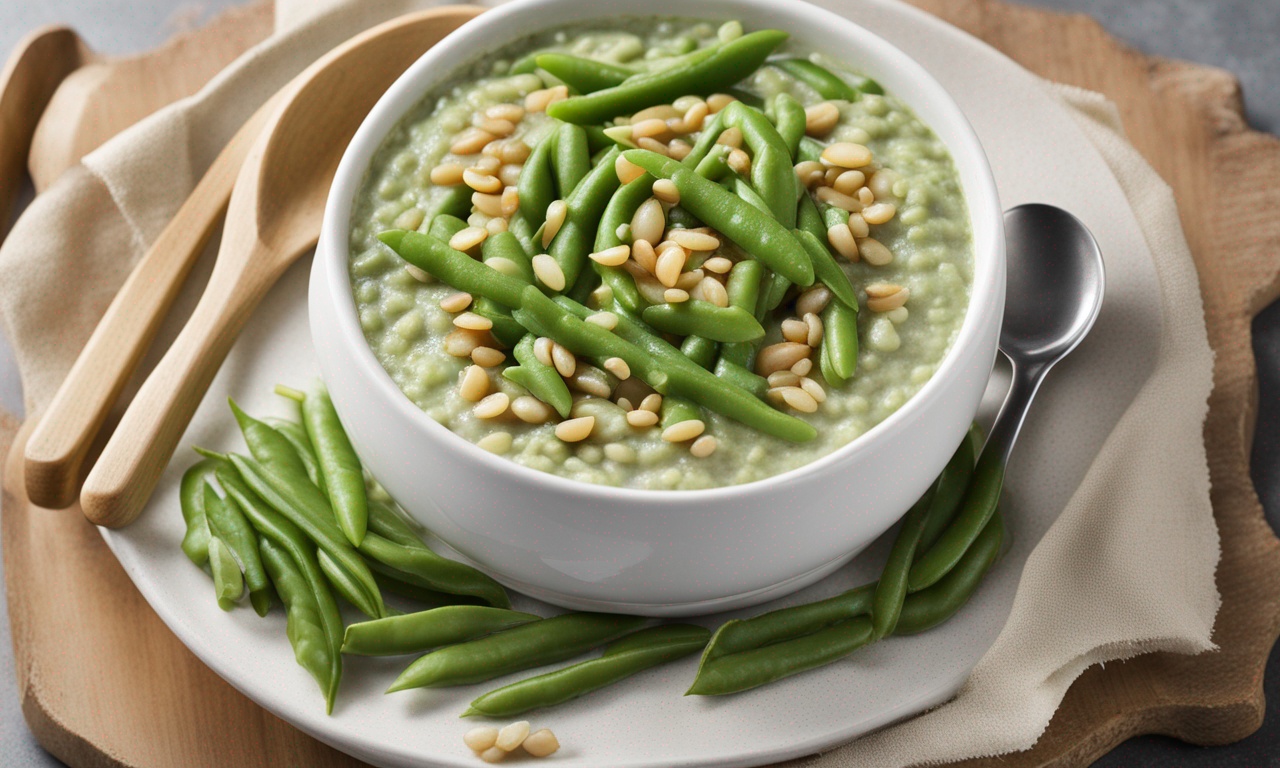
[0,1,1276,765]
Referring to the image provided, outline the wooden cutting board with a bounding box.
[3,1,1278,766]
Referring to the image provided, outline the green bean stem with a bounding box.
[343,606,541,656]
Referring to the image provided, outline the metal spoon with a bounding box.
[984,203,1106,466]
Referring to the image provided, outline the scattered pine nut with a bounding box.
[465,726,500,752]
[603,357,631,379]
[706,93,736,113]
[804,101,840,137]
[474,392,510,419]
[585,311,619,330]
[485,103,525,122]
[631,198,666,244]
[615,153,646,184]
[471,346,506,367]
[683,101,710,132]
[847,212,870,238]
[440,292,473,313]
[803,312,824,347]
[756,342,811,376]
[781,318,809,344]
[523,729,560,758]
[477,431,513,454]
[604,443,636,463]
[800,377,827,403]
[655,246,686,287]
[794,160,826,187]
[640,393,663,412]
[779,386,819,413]
[833,170,866,195]
[862,202,897,225]
[476,156,503,174]
[473,192,504,217]
[464,168,502,194]
[652,178,680,204]
[632,117,670,140]
[626,409,660,428]
[696,276,729,307]
[542,200,568,247]
[487,257,522,277]
[815,186,863,213]
[485,217,508,235]
[589,244,631,267]
[555,416,595,442]
[716,126,743,148]
[667,138,692,160]
[663,288,690,303]
[827,223,860,260]
[636,137,670,155]
[662,419,706,443]
[474,117,516,138]
[702,256,733,274]
[821,142,873,169]
[495,721,531,752]
[479,746,507,763]
[717,19,744,42]
[632,104,683,122]
[451,128,495,156]
[445,329,493,357]
[671,229,719,251]
[512,396,553,424]
[866,284,910,313]
[857,186,875,207]
[551,342,577,377]
[791,357,814,377]
[501,186,520,216]
[867,169,900,201]
[631,239,658,272]
[858,236,894,265]
[405,264,433,283]
[454,311,493,331]
[727,148,751,175]
[690,435,718,458]
[768,370,802,388]
[533,337,555,367]
[532,254,567,291]
[430,163,466,185]
[525,85,568,112]
[796,285,832,317]
[459,365,489,402]
[569,367,613,398]
[450,226,489,252]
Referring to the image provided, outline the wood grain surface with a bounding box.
[3,0,1278,766]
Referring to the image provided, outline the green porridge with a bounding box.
[349,18,973,490]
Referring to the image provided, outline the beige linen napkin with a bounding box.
[0,1,1218,765]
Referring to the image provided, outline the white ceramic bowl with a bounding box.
[311,0,1004,617]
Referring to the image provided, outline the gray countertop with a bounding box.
[1,1,1277,766]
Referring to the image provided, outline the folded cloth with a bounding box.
[0,1,1219,766]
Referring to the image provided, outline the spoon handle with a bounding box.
[983,358,1051,468]
[23,98,275,510]
[79,214,284,528]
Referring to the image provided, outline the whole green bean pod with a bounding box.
[216,464,343,712]
[908,446,1006,592]
[316,549,379,618]
[693,142,732,181]
[547,30,788,124]
[428,213,469,243]
[660,396,701,429]
[793,227,858,310]
[682,110,726,170]
[464,624,710,717]
[916,428,979,555]
[519,130,559,225]
[508,333,574,418]
[358,532,510,609]
[535,53,632,94]
[548,146,623,289]
[553,123,591,197]
[592,172,654,312]
[481,230,536,283]
[300,381,367,547]
[772,58,882,101]
[226,452,385,619]
[367,499,428,550]
[424,185,472,228]
[870,486,936,639]
[507,212,538,256]
[772,93,807,159]
[713,358,768,399]
[819,298,859,387]
[380,230,528,309]
[687,616,874,696]
[718,102,798,227]
[642,300,764,343]
[179,458,219,565]
[343,606,541,656]
[387,612,647,692]
[267,418,327,497]
[473,303,526,348]
[207,536,244,612]
[259,536,341,713]
[372,569,483,607]
[729,174,771,215]
[203,481,273,616]
[896,511,1003,635]
[718,259,765,368]
[508,50,540,75]
[680,335,718,370]
[623,149,814,286]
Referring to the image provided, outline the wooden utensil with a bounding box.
[22,94,279,510]
[78,5,482,528]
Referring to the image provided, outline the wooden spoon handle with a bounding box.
[23,99,275,510]
[79,220,281,528]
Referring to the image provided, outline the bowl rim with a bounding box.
[317,0,1004,504]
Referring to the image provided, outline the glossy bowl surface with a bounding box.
[311,0,1004,616]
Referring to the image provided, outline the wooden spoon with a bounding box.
[79,5,482,528]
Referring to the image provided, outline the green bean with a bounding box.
[379,230,528,309]
[507,334,573,418]
[230,399,311,482]
[680,334,718,370]
[693,142,732,181]
[358,532,510,609]
[908,447,1006,592]
[688,616,873,696]
[718,259,765,368]
[566,265,602,304]
[425,185,472,227]
[682,109,726,170]
[896,510,1003,634]
[870,487,935,639]
[207,536,244,611]
[819,298,858,387]
[773,93,806,159]
[473,304,526,348]
[300,381,367,547]
[428,213,468,243]
[267,419,328,497]
[535,53,632,93]
[387,612,646,692]
[642,300,764,343]
[216,464,343,712]
[584,124,614,154]
[660,396,701,429]
[314,550,376,618]
[547,30,787,124]
[623,149,813,285]
[343,606,540,656]
[772,58,882,101]
[372,570,483,607]
[714,358,768,399]
[481,230,536,283]
[465,624,709,717]
[793,228,857,311]
[508,50,540,76]
[917,428,979,555]
[759,271,792,315]
[507,212,538,256]
[592,172,654,312]
[666,206,704,229]
[518,130,559,225]
[258,537,340,713]
[548,146,623,289]
[367,498,428,550]
[553,123,590,198]
[179,458,218,565]
[797,136,825,164]
[226,452,385,619]
[718,102,798,226]
[203,481,272,616]
[730,174,770,215]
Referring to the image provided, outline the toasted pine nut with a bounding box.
[474,118,516,138]
[827,223,860,260]
[569,366,612,398]
[449,226,488,252]
[671,229,719,251]
[804,101,841,137]
[512,396,553,423]
[485,103,525,122]
[800,376,827,403]
[522,729,560,758]
[675,268,704,292]
[780,386,819,412]
[756,342,811,376]
[625,262,668,304]
[500,139,531,164]
[662,419,705,443]
[626,409,659,428]
[585,311,619,330]
[768,370,802,388]
[652,178,680,204]
[632,104,682,122]
[476,431,513,454]
[696,276,729,307]
[636,137,670,155]
[551,342,576,377]
[485,217,508,235]
[555,416,595,442]
[542,200,568,248]
[479,747,506,764]
[525,85,568,112]
[690,435,718,458]
[603,357,631,379]
[664,288,690,303]
[501,186,520,216]
[439,292,472,313]
[796,285,832,316]
[473,192,504,217]
[450,128,494,155]
[474,392,510,419]
[471,346,506,367]
[667,139,692,160]
[464,726,500,752]
[716,126,743,148]
[727,148,751,175]
[394,208,425,231]
[498,163,522,187]
[655,246,686,287]
[631,117,670,140]
[630,239,657,272]
[589,244,631,267]
[683,101,710,132]
[847,212,870,238]
[794,160,826,188]
[496,721,531,752]
[791,357,813,377]
[405,264,433,283]
[865,282,903,298]
[816,186,863,213]
[454,311,493,331]
[858,186,876,207]
[803,312,824,346]
[833,170,866,195]
[821,142,873,169]
[430,163,465,185]
[781,318,809,344]
[487,257,521,277]
[858,237,894,266]
[604,443,636,463]
[534,336,554,366]
[702,256,733,274]
[867,285,910,313]
[631,198,666,245]
[463,168,502,193]
[458,365,489,402]
[476,155,502,173]
[862,202,897,225]
[444,328,492,357]
[868,168,900,201]
[706,93,736,112]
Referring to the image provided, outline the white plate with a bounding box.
[103,0,1162,765]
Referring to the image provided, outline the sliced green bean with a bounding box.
[301,381,367,547]
[548,146,623,289]
[819,298,858,387]
[508,334,573,418]
[464,624,709,717]
[259,537,340,713]
[917,428,978,555]
[535,53,632,93]
[203,481,272,616]
[623,149,813,285]
[518,130,559,225]
[896,510,1003,634]
[908,447,1006,592]
[870,486,935,639]
[793,228,857,310]
[547,30,788,124]
[772,58,881,101]
[553,123,591,197]
[387,612,646,691]
[179,458,218,565]
[773,93,806,158]
[688,616,873,696]
[358,531,510,609]
[343,606,541,657]
[642,300,763,343]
